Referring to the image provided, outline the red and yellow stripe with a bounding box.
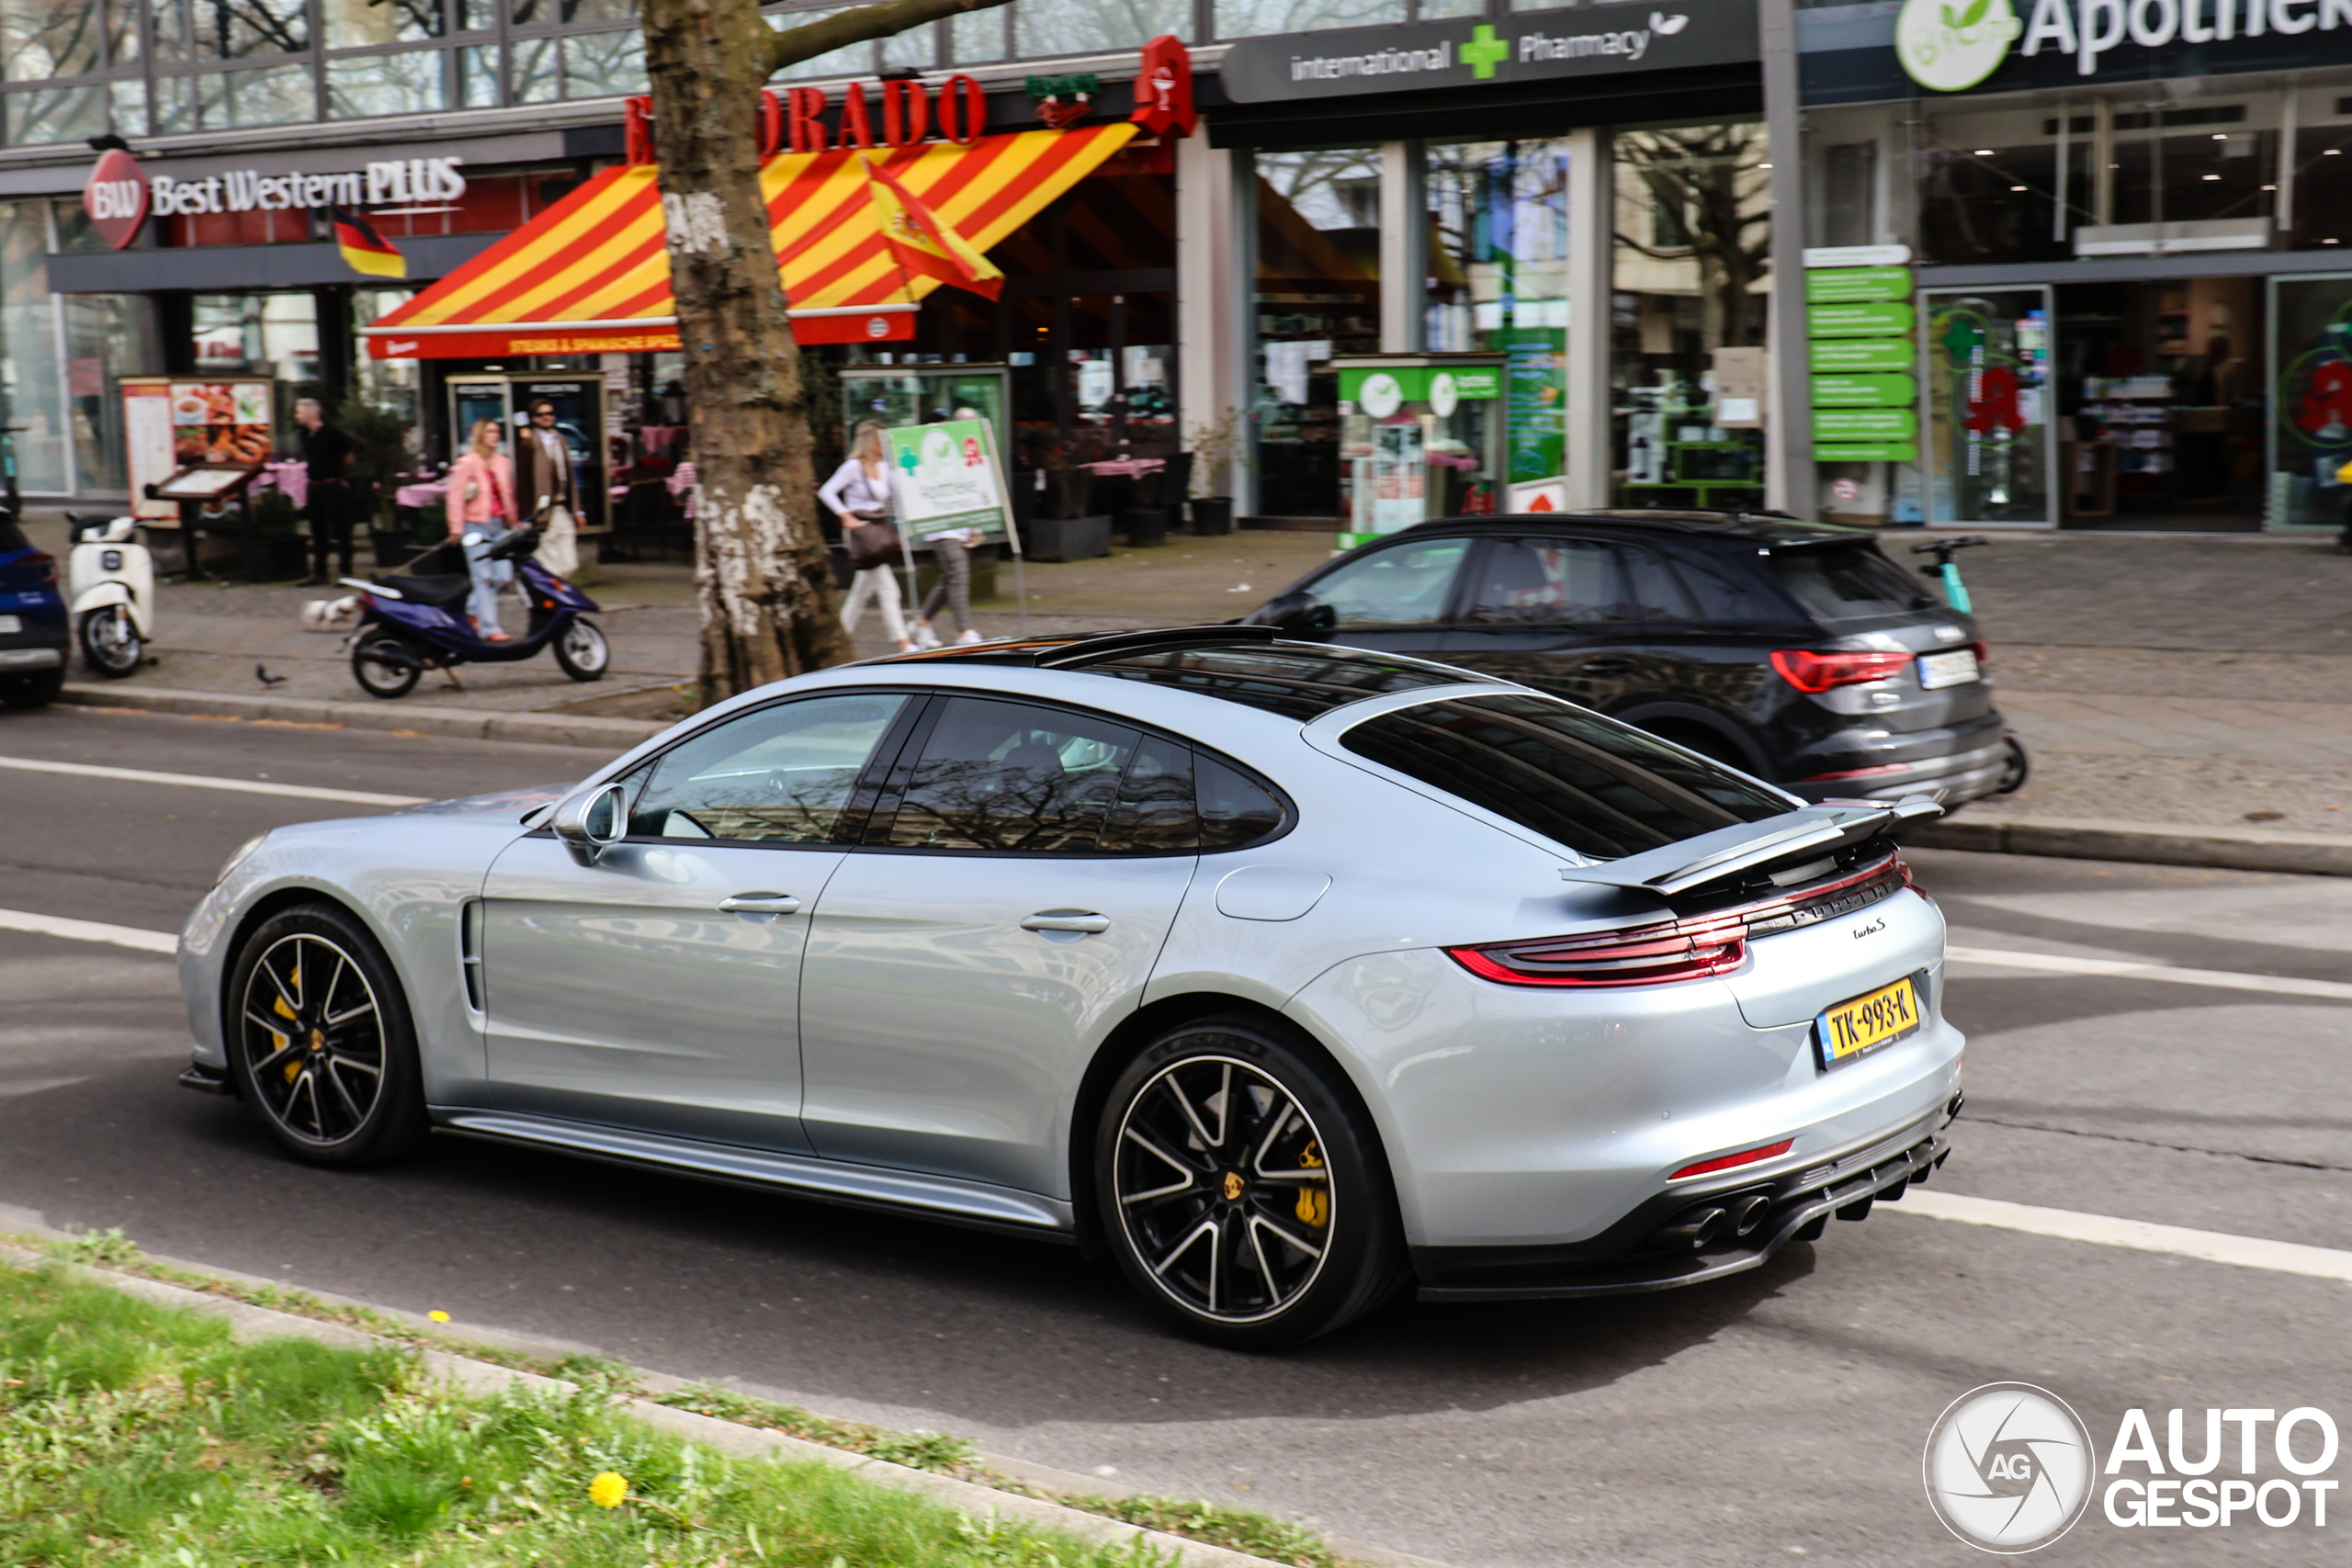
[368,124,1136,358]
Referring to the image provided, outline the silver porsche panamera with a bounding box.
[177,629,1963,1348]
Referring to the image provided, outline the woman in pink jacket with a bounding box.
[447,419,518,640]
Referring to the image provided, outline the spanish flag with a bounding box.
[330,206,407,280]
[859,156,1002,300]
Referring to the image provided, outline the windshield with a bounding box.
[1768,545,1935,625]
[1339,693,1792,859]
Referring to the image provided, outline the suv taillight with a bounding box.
[1770,648,1914,694]
[25,550,56,587]
[1446,854,1911,989]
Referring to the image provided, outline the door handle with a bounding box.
[1021,910,1111,934]
[718,893,801,915]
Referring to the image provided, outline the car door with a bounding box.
[797,694,1198,1195]
[1432,535,1644,708]
[477,690,917,1152]
[1276,534,1473,659]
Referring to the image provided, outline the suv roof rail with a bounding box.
[1032,624,1280,668]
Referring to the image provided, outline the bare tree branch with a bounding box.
[764,0,1014,76]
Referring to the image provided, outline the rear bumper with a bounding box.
[1412,1100,1958,1301]
[0,644,64,671]
[1781,715,2010,807]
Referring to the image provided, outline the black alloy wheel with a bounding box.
[352,633,422,699]
[225,904,427,1168]
[552,616,608,682]
[78,606,141,677]
[1097,1018,1405,1348]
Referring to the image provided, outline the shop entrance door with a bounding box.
[1919,288,2056,527]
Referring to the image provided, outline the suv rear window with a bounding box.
[1338,693,1790,859]
[1767,544,1935,625]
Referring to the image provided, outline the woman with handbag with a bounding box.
[447,418,518,641]
[820,421,912,653]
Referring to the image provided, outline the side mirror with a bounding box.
[551,782,629,865]
[1274,599,1337,636]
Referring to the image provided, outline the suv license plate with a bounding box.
[0,615,19,635]
[1816,974,1924,1070]
[1917,649,1979,689]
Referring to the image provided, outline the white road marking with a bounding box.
[0,754,424,807]
[0,908,175,955]
[1948,943,2352,1003]
[1897,1190,2352,1284]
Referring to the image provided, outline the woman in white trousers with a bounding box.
[819,422,911,652]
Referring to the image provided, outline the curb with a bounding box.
[57,681,669,751]
[1914,814,2352,877]
[0,1241,1302,1568]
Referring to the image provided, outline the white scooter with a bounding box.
[64,513,153,679]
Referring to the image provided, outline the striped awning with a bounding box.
[364,122,1136,360]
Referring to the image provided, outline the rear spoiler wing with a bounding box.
[1556,795,1942,900]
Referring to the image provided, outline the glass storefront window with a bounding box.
[192,293,321,449]
[64,291,162,494]
[6,85,107,143]
[512,34,558,100]
[1213,0,1402,39]
[1254,147,1381,517]
[564,28,645,97]
[153,0,309,59]
[2,0,103,78]
[766,8,867,80]
[1920,288,2053,525]
[951,5,1003,61]
[0,202,69,493]
[353,288,419,439]
[2267,275,2352,529]
[327,51,448,118]
[1610,120,1770,508]
[197,64,312,127]
[1016,0,1189,56]
[107,75,144,134]
[456,42,498,106]
[512,0,634,20]
[879,18,933,70]
[322,0,447,47]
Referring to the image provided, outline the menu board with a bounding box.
[171,379,273,465]
[121,379,176,520]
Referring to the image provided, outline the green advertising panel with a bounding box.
[1815,407,1917,441]
[1339,367,1422,405]
[1808,301,1916,338]
[1490,329,1564,486]
[1815,442,1918,463]
[1810,338,1917,373]
[1451,366,1502,399]
[1805,266,1913,305]
[1812,373,1918,408]
[885,419,1015,540]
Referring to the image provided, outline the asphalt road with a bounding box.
[2,704,2346,1567]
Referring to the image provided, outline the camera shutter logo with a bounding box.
[1923,1382,2095,1552]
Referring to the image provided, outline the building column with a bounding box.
[1379,140,1424,353]
[1177,133,1252,511]
[1760,0,1813,517]
[1566,125,1611,510]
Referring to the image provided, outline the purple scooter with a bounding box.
[343,526,607,699]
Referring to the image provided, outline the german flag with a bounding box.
[330,206,407,279]
[859,154,1001,300]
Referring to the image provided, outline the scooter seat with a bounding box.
[377,572,474,608]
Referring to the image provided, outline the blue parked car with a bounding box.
[0,513,69,708]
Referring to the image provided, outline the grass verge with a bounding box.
[0,1257,1171,1567]
[15,1230,1340,1568]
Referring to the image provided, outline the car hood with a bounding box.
[398,782,575,818]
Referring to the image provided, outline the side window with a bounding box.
[1675,553,1785,626]
[882,697,1140,853]
[1198,756,1286,850]
[1303,537,1470,627]
[1462,537,1624,626]
[1102,735,1198,852]
[1620,547,1699,622]
[626,693,909,844]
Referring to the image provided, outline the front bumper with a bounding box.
[1413,1099,1959,1301]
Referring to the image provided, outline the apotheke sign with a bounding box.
[1896,0,2352,87]
[1219,0,1758,103]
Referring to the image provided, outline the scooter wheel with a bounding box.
[77,606,141,678]
[352,633,421,699]
[553,616,609,682]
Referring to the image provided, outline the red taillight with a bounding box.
[1969,639,1990,668]
[1446,914,1747,988]
[26,550,56,586]
[1671,1138,1793,1180]
[1770,648,1914,694]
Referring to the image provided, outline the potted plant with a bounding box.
[1184,410,1248,536]
[1018,441,1111,561]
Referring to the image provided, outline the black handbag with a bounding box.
[845,513,899,570]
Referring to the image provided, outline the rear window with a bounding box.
[1768,545,1935,626]
[1087,646,1481,721]
[1338,693,1790,859]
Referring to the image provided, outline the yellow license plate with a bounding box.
[1816,974,1923,1068]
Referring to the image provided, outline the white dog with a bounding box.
[300,595,360,633]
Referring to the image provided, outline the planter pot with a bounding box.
[1117,507,1172,547]
[1188,496,1235,536]
[1021,513,1111,562]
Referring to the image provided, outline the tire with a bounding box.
[1995,735,2030,795]
[552,616,608,682]
[0,667,63,708]
[223,902,428,1168]
[1095,1016,1406,1348]
[351,633,421,699]
[77,606,141,678]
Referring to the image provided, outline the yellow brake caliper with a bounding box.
[274,984,299,1081]
[1295,1139,1329,1228]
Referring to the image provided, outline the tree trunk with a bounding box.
[642,0,853,708]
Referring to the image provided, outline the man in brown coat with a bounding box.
[511,399,580,578]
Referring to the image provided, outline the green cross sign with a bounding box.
[1462,24,1510,78]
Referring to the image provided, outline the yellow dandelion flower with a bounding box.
[587,1472,628,1509]
[426,1311,450,1323]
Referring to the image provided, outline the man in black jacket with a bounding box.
[294,398,356,586]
